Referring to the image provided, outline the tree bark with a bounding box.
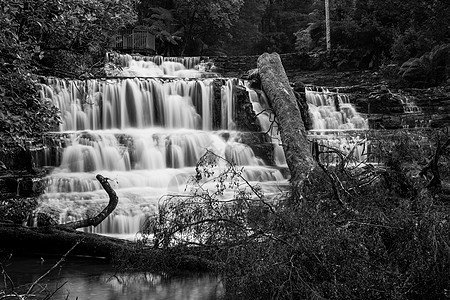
[58,174,118,230]
[325,0,331,52]
[0,222,134,259]
[257,52,316,201]
[0,174,126,259]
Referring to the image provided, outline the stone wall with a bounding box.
[0,147,49,200]
[210,52,323,78]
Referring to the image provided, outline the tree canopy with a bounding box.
[138,0,245,55]
[0,0,138,147]
[329,0,450,62]
[138,0,449,61]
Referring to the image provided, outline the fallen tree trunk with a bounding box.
[0,175,218,272]
[257,52,316,201]
[0,174,129,260]
[0,222,133,259]
[58,174,119,230]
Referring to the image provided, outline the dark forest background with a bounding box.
[138,0,449,64]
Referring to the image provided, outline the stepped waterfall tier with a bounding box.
[37,58,289,237]
[305,86,368,131]
[303,86,369,164]
[35,55,370,237]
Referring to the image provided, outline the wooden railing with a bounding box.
[110,29,156,53]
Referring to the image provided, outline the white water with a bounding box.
[305,86,368,131]
[106,53,210,78]
[37,58,373,236]
[38,58,288,236]
[304,86,370,163]
[246,85,287,166]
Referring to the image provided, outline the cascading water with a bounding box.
[305,86,369,163]
[106,53,213,78]
[246,86,287,166]
[388,90,422,114]
[38,56,288,237]
[108,53,202,70]
[305,86,368,131]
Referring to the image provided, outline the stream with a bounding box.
[2,255,223,300]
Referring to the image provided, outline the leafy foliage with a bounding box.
[221,0,269,55]
[0,68,60,148]
[144,150,268,249]
[138,0,449,62]
[329,0,450,64]
[144,7,183,56]
[0,198,38,225]
[138,0,244,55]
[0,0,138,147]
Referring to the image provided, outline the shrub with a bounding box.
[391,28,431,63]
[0,68,60,148]
[0,198,38,225]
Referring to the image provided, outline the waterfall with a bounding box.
[304,86,370,163]
[37,55,374,237]
[38,57,288,237]
[246,85,287,166]
[388,91,422,114]
[305,86,368,131]
[106,53,212,78]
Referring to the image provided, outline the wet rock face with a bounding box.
[0,146,53,200]
[235,85,261,132]
[410,88,450,128]
[211,79,261,132]
[0,175,46,200]
[367,90,409,115]
[359,87,450,129]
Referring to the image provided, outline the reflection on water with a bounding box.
[1,256,223,300]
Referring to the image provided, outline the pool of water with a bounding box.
[1,255,223,300]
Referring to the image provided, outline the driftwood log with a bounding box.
[0,174,133,260]
[58,174,119,230]
[257,52,316,200]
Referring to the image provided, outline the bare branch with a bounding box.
[58,174,118,230]
[26,240,81,296]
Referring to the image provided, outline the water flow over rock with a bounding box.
[37,56,288,236]
[305,86,368,131]
[106,53,214,78]
[304,86,370,165]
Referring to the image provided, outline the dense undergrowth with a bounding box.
[113,128,450,300]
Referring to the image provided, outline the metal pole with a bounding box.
[325,0,331,52]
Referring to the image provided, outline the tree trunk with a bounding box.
[257,52,316,201]
[58,174,119,230]
[325,0,331,52]
[0,223,134,259]
[0,174,126,259]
